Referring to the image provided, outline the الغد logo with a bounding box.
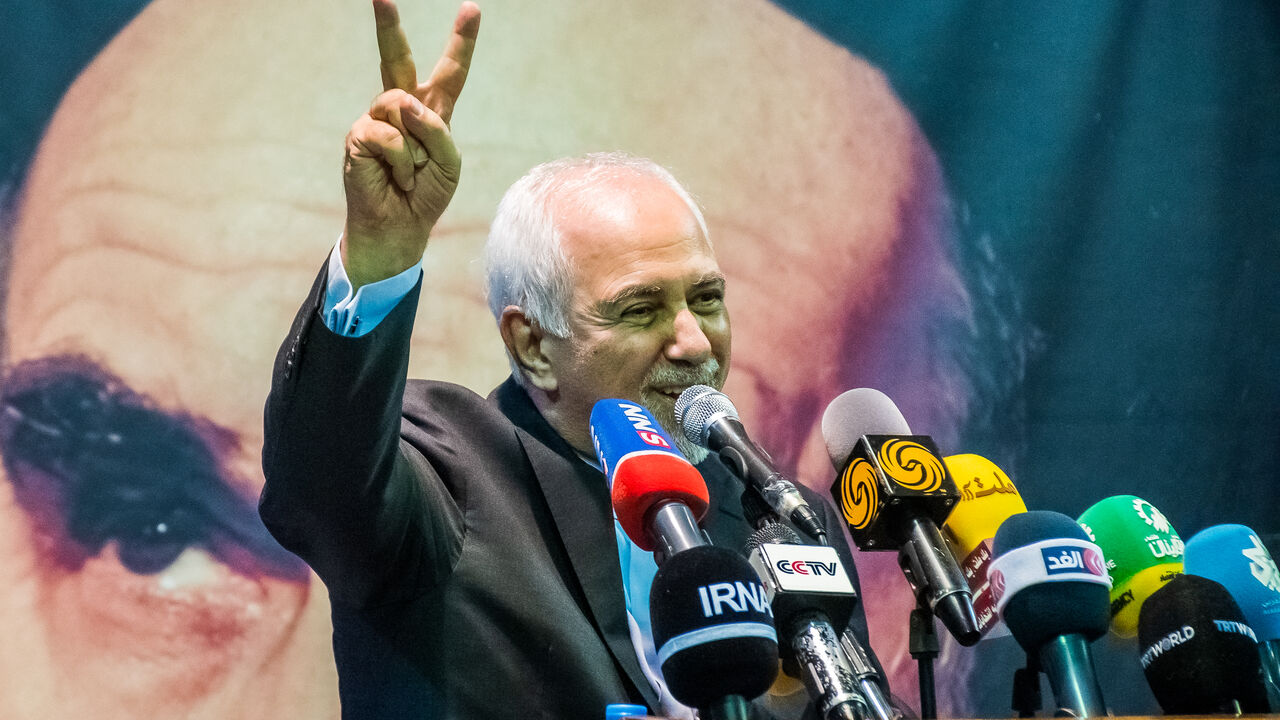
[877,439,945,492]
[1040,546,1106,576]
[1084,547,1107,576]
[839,458,879,530]
[1243,534,1280,593]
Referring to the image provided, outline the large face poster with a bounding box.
[1,1,1276,718]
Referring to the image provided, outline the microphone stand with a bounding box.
[1011,636,1106,718]
[1038,634,1106,717]
[907,605,939,720]
[1262,640,1280,712]
[1011,654,1041,718]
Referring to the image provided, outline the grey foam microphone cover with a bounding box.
[820,388,913,468]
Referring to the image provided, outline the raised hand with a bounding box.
[342,0,480,289]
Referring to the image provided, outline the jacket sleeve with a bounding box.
[258,260,464,608]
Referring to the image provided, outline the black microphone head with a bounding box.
[991,511,1111,652]
[649,545,779,708]
[674,384,737,447]
[1137,574,1269,714]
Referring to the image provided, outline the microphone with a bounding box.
[591,399,779,718]
[989,511,1111,717]
[1184,524,1280,711]
[739,491,898,720]
[746,521,877,720]
[675,385,828,545]
[941,453,1027,639]
[591,398,710,556]
[1137,574,1269,714]
[649,544,781,718]
[1075,495,1185,638]
[821,388,980,646]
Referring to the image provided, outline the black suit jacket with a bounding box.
[260,265,876,719]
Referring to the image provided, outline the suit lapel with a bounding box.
[493,380,658,709]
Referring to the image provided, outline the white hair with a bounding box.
[484,152,710,380]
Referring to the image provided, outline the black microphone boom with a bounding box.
[676,386,829,545]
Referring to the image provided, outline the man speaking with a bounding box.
[259,1,879,718]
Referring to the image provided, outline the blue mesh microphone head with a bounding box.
[1185,523,1280,642]
[991,511,1111,652]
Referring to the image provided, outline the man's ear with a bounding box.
[499,306,557,392]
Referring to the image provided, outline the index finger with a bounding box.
[419,2,480,124]
[374,0,417,92]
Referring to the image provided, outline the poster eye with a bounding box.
[101,508,202,575]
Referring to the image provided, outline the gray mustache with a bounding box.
[645,359,721,388]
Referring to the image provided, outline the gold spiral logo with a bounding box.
[839,458,879,530]
[877,439,945,492]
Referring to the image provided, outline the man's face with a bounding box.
[536,170,730,454]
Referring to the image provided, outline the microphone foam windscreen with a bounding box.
[1185,524,1280,642]
[611,455,709,551]
[992,511,1111,651]
[942,454,1027,558]
[820,388,911,469]
[649,545,779,708]
[942,454,1025,638]
[1137,574,1268,714]
[1077,495,1184,637]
